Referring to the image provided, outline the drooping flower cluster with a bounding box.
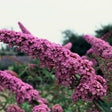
[0,29,95,87]
[32,104,51,112]
[5,70,18,77]
[0,23,107,102]
[84,34,112,85]
[37,98,48,105]
[0,70,40,104]
[72,74,107,103]
[110,107,112,112]
[7,104,25,112]
[84,34,112,59]
[0,70,18,92]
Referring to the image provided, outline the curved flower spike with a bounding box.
[0,70,40,104]
[0,29,95,87]
[18,22,31,34]
[84,34,112,59]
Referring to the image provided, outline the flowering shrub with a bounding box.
[0,22,112,111]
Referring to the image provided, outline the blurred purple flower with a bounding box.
[0,70,40,104]
[32,104,50,112]
[7,104,25,112]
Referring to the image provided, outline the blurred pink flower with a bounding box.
[110,107,112,112]
[32,104,50,112]
[5,70,18,77]
[52,104,63,112]
[7,104,25,112]
[0,85,4,91]
[0,70,40,104]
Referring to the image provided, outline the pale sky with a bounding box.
[0,0,112,44]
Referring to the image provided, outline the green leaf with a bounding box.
[96,99,110,112]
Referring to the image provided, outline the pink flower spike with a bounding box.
[52,104,63,112]
[32,104,51,112]
[7,104,25,112]
[18,21,31,34]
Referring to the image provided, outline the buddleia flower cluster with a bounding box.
[0,70,51,111]
[0,22,107,105]
[84,34,112,59]
[83,34,112,106]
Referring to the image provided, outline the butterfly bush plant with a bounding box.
[83,34,112,112]
[0,22,111,112]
